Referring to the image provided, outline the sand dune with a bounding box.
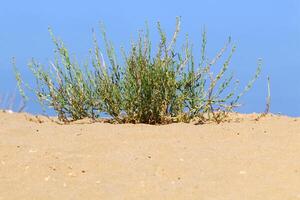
[1,111,300,199]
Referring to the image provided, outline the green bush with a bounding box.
[16,17,261,124]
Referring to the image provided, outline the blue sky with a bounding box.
[0,0,299,115]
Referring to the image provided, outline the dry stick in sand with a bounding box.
[255,76,271,121]
[264,76,271,114]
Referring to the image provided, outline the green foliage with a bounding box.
[23,29,101,121]
[16,18,261,124]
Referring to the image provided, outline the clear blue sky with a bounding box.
[0,0,299,115]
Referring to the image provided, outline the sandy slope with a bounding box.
[1,111,300,200]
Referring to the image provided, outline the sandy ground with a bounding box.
[1,111,300,200]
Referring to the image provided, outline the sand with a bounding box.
[1,111,300,199]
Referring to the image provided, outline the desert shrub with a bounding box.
[93,19,189,123]
[183,31,261,123]
[16,31,101,121]
[91,27,123,122]
[16,17,261,124]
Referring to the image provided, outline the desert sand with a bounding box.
[1,111,300,199]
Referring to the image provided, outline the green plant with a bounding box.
[93,19,189,124]
[16,18,261,124]
[16,31,101,121]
